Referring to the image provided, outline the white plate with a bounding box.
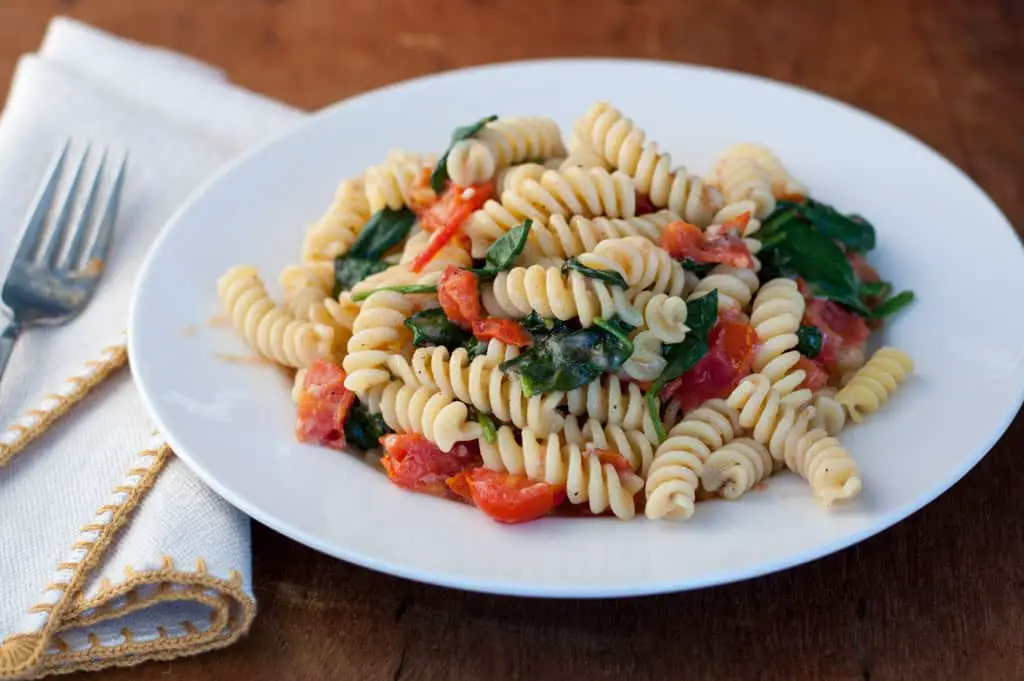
[130,59,1024,597]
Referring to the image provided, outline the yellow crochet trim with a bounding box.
[0,337,128,466]
[0,443,256,679]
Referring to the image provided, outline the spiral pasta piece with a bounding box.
[565,375,659,442]
[301,177,371,262]
[481,427,644,519]
[445,139,497,187]
[835,347,914,424]
[475,116,566,168]
[342,291,415,397]
[726,373,812,462]
[577,236,687,293]
[279,261,336,321]
[494,162,548,196]
[701,437,773,500]
[484,265,642,327]
[500,166,638,224]
[377,380,483,452]
[715,143,807,199]
[294,292,361,356]
[621,329,667,382]
[563,416,656,477]
[523,211,680,261]
[392,345,565,435]
[708,154,775,219]
[631,291,688,344]
[688,264,760,312]
[365,151,436,213]
[780,406,862,507]
[809,388,846,436]
[574,102,723,226]
[217,265,334,368]
[559,134,610,170]
[645,399,741,520]
[749,278,806,394]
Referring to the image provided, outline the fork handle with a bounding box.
[0,319,22,385]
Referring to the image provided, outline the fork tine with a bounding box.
[39,144,89,268]
[61,149,107,270]
[83,153,127,270]
[11,140,71,265]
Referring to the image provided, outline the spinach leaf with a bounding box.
[471,220,532,280]
[562,257,629,289]
[500,317,634,395]
[333,207,417,295]
[477,411,497,444]
[796,324,823,358]
[333,258,390,296]
[644,290,719,442]
[430,115,499,192]
[860,280,892,299]
[681,258,715,277]
[800,199,876,253]
[518,312,573,340]
[765,200,876,254]
[349,208,417,260]
[870,290,914,319]
[404,308,489,357]
[351,284,438,302]
[760,201,912,320]
[344,400,392,451]
[685,290,720,340]
[763,221,869,314]
[592,317,635,357]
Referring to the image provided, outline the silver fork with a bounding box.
[0,141,127,385]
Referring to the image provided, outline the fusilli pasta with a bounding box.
[342,291,415,396]
[701,437,773,501]
[228,101,915,526]
[645,399,740,520]
[484,265,642,326]
[217,265,334,368]
[749,278,806,394]
[365,151,436,213]
[574,102,724,225]
[481,426,644,519]
[835,347,913,424]
[392,344,565,435]
[378,379,483,452]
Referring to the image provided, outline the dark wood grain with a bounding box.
[2,0,1022,679]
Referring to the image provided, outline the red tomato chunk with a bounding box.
[294,360,355,450]
[446,468,565,524]
[380,433,478,498]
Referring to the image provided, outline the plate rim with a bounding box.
[129,57,1024,598]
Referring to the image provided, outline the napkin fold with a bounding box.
[0,18,304,679]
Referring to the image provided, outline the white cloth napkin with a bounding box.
[0,18,303,679]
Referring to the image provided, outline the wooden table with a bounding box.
[3,1,1023,679]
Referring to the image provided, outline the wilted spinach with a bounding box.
[344,400,392,450]
[643,290,719,442]
[403,308,486,357]
[759,200,913,320]
[562,258,629,289]
[351,284,438,303]
[430,115,498,192]
[869,290,915,319]
[470,220,532,280]
[518,312,573,340]
[796,324,823,358]
[477,411,497,444]
[681,258,716,277]
[333,207,417,295]
[500,316,635,395]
